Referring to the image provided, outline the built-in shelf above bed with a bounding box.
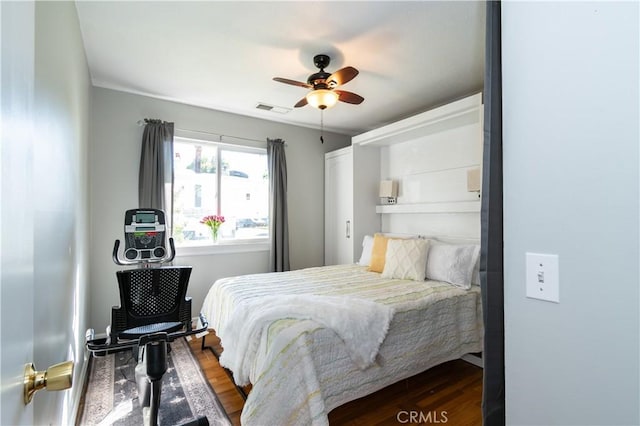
[375,200,481,214]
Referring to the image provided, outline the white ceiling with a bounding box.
[75,1,485,136]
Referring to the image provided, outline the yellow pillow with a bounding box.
[368,234,391,273]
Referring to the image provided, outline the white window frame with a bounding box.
[172,132,270,256]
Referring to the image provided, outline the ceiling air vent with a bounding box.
[255,103,291,114]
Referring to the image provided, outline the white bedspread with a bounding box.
[201,264,483,426]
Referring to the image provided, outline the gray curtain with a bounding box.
[267,138,290,272]
[481,1,505,425]
[139,119,175,229]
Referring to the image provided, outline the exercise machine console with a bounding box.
[113,209,175,265]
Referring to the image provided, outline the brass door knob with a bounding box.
[24,360,74,404]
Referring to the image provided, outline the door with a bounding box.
[1,1,36,424]
[324,148,353,265]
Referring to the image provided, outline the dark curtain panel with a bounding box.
[267,138,290,272]
[481,1,505,425]
[139,119,175,230]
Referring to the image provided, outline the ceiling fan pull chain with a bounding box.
[320,110,325,144]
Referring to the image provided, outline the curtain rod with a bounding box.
[136,119,272,145]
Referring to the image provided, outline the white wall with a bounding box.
[503,2,639,425]
[88,88,350,332]
[33,3,92,423]
[376,99,483,239]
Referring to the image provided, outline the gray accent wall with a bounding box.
[88,87,350,333]
[503,2,639,425]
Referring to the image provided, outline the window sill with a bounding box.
[175,240,270,257]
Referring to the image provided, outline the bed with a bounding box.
[200,236,484,426]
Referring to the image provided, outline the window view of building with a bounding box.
[173,137,269,245]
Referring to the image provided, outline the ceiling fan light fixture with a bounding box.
[306,89,338,110]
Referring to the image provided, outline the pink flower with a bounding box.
[201,215,225,229]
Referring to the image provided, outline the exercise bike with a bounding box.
[86,209,209,426]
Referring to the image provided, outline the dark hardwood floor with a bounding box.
[187,334,482,425]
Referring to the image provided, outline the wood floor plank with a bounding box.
[188,335,482,425]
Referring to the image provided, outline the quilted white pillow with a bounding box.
[382,238,429,281]
[426,243,480,289]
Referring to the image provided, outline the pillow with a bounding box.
[367,234,392,273]
[358,235,375,266]
[382,238,430,281]
[367,234,398,272]
[426,243,480,289]
[472,256,481,285]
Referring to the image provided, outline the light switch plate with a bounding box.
[526,253,559,303]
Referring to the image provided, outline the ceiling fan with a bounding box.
[273,54,364,110]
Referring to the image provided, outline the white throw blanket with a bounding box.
[218,294,394,386]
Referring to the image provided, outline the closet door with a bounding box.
[325,148,353,265]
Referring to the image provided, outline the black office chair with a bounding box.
[110,265,193,343]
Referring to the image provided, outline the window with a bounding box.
[172,137,269,246]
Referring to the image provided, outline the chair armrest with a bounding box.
[180,297,192,331]
[111,306,127,341]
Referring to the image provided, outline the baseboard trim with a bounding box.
[71,353,91,425]
[461,353,483,368]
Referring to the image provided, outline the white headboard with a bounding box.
[353,93,484,240]
[379,232,480,246]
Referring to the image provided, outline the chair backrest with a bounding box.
[115,266,192,331]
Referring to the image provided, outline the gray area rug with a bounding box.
[80,337,231,425]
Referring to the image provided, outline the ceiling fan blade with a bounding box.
[294,97,308,108]
[273,77,312,89]
[326,66,359,87]
[335,90,364,105]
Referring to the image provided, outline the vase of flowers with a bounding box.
[201,214,225,243]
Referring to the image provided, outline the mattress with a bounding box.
[201,264,483,426]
